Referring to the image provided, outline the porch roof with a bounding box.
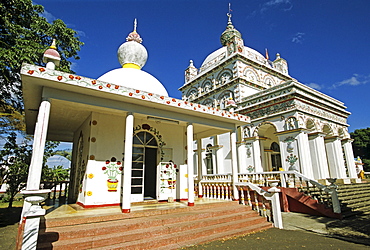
[21,64,250,142]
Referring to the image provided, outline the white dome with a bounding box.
[201,46,269,69]
[98,68,169,97]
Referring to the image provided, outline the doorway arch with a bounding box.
[132,131,158,201]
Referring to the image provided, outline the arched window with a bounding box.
[270,142,282,171]
[205,144,214,174]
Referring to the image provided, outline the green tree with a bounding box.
[0,132,59,208]
[350,127,370,171]
[0,0,83,132]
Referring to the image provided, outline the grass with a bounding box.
[0,200,23,249]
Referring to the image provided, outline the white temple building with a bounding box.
[180,14,357,184]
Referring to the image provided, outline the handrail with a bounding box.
[199,171,341,214]
[235,181,283,229]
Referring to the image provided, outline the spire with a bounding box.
[126,18,143,43]
[220,5,242,47]
[117,19,148,69]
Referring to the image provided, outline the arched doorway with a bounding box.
[132,131,158,201]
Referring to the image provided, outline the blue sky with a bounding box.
[35,0,370,132]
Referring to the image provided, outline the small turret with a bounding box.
[272,53,289,75]
[42,39,60,70]
[185,60,198,83]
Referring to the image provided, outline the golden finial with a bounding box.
[50,39,57,49]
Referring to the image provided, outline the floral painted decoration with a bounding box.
[102,157,123,181]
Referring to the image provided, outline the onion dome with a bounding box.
[43,39,61,69]
[117,19,148,69]
[98,19,169,97]
[220,14,242,46]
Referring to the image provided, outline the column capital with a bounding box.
[341,138,354,144]
[308,132,327,139]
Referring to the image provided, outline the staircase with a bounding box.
[37,201,272,249]
[337,182,370,218]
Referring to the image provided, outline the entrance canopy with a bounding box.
[21,64,250,141]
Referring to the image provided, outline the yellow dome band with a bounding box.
[122,63,141,69]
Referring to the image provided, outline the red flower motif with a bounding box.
[174,164,177,168]
[98,86,103,89]
[172,98,176,102]
[194,107,196,110]
[222,113,224,116]
[106,160,110,164]
[129,92,133,96]
[39,68,45,72]
[75,76,81,80]
[164,170,167,174]
[184,101,188,105]
[57,76,63,81]
[119,167,123,171]
[178,103,181,106]
[106,83,111,88]
[166,101,170,104]
[92,80,97,85]
[148,93,153,96]
[117,161,121,165]
[190,103,193,106]
[28,70,34,75]
[141,95,145,99]
[115,85,119,89]
[166,164,169,168]
[69,75,74,80]
[102,167,107,170]
[203,109,206,111]
[136,90,140,93]
[160,96,164,100]
[198,104,201,108]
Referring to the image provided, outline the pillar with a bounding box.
[215,135,224,173]
[230,128,239,201]
[187,123,195,206]
[308,133,330,179]
[325,137,347,178]
[296,131,314,178]
[20,99,51,250]
[122,112,134,213]
[196,138,203,198]
[26,99,51,190]
[251,138,263,172]
[342,138,357,178]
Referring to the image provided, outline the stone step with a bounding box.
[38,205,255,242]
[37,201,272,249]
[42,201,233,228]
[95,217,271,250]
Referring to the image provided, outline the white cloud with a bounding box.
[261,0,293,12]
[40,9,56,22]
[332,74,370,88]
[307,83,322,90]
[292,32,305,43]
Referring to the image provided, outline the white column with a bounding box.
[325,137,347,178]
[308,133,330,179]
[196,138,203,198]
[215,135,224,173]
[27,99,51,190]
[296,132,314,179]
[230,129,239,201]
[342,139,357,178]
[187,123,195,206]
[122,112,134,213]
[252,138,263,172]
[21,99,51,250]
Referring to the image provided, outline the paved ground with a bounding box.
[183,212,370,250]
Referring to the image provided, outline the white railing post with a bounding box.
[268,182,283,229]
